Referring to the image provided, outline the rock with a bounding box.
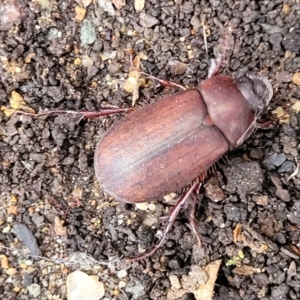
[66,270,105,300]
[139,12,159,28]
[125,281,145,299]
[80,19,96,45]
[13,223,42,257]
[27,284,41,298]
[262,153,286,171]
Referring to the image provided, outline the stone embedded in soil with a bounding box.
[139,12,159,28]
[13,223,42,257]
[262,153,286,171]
[0,2,22,28]
[278,160,295,173]
[282,30,300,53]
[80,19,97,45]
[224,158,264,199]
[27,283,41,298]
[66,270,105,300]
[125,281,145,299]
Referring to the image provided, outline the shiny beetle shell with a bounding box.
[94,74,273,203]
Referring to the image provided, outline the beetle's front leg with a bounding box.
[138,71,187,91]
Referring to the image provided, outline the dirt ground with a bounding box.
[1,0,300,299]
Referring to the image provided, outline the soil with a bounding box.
[1,0,300,299]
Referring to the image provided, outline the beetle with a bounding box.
[94,67,273,258]
[17,30,274,259]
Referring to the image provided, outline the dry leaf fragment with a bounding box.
[194,260,222,300]
[282,3,291,15]
[9,91,35,115]
[168,260,221,300]
[53,216,67,236]
[288,157,299,181]
[76,0,92,7]
[0,254,10,269]
[75,6,86,22]
[112,0,126,10]
[254,195,269,206]
[168,60,188,76]
[98,0,115,16]
[272,106,290,124]
[292,100,300,113]
[7,205,18,216]
[292,72,300,86]
[135,0,145,11]
[123,56,141,106]
[233,224,269,253]
[10,91,26,109]
[233,223,242,243]
[1,106,15,117]
[67,270,105,300]
[233,265,261,276]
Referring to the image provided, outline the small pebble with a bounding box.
[139,12,159,28]
[118,280,127,288]
[80,19,96,45]
[6,267,17,276]
[27,284,41,298]
[117,270,127,278]
[262,153,286,171]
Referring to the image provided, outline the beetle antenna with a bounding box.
[208,27,234,78]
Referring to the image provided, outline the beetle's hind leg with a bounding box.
[187,192,203,247]
[130,181,200,261]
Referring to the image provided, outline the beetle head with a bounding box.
[235,73,273,146]
[235,73,273,117]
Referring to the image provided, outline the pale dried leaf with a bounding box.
[292,100,300,113]
[254,195,268,206]
[112,0,126,10]
[288,157,299,181]
[292,72,300,86]
[10,91,26,109]
[272,106,290,124]
[77,0,92,7]
[1,106,16,117]
[135,0,145,11]
[98,0,115,16]
[67,270,105,300]
[54,216,67,236]
[194,260,222,300]
[167,261,221,300]
[233,265,261,276]
[72,188,83,199]
[282,3,291,14]
[0,254,10,269]
[123,69,140,106]
[233,223,242,243]
[75,6,86,21]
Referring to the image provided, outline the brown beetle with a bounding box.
[94,68,273,258]
[17,31,274,259]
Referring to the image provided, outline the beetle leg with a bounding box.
[16,107,131,120]
[137,71,187,91]
[131,181,199,261]
[208,27,234,78]
[187,192,203,247]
